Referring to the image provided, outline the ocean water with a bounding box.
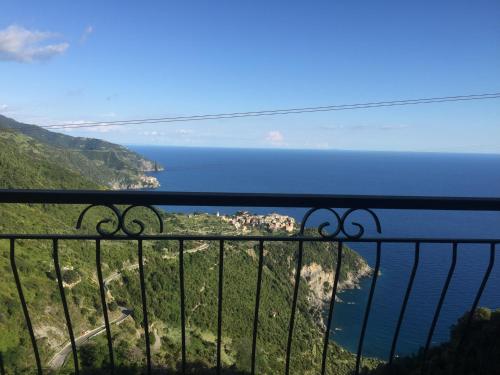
[130,146,500,360]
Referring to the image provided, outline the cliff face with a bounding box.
[138,159,164,172]
[300,257,373,329]
[302,261,372,306]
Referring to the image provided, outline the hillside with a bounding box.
[0,205,378,374]
[0,121,380,374]
[370,307,500,375]
[0,206,371,374]
[0,115,162,189]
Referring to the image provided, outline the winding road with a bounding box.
[162,243,209,259]
[48,265,137,370]
[48,244,209,370]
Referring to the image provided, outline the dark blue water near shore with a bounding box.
[130,146,500,360]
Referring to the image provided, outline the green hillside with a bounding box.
[370,307,500,375]
[0,115,161,189]
[0,129,100,189]
[0,121,379,374]
[0,204,378,374]
[2,118,492,374]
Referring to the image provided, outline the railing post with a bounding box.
[216,240,224,374]
[138,239,152,374]
[251,240,265,375]
[53,239,79,374]
[179,239,187,374]
[355,241,382,374]
[452,243,496,372]
[0,351,5,375]
[96,240,115,373]
[421,242,458,374]
[285,239,304,375]
[9,239,43,374]
[390,242,420,364]
[321,241,343,375]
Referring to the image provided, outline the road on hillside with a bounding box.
[47,306,131,369]
[162,243,209,259]
[47,265,138,370]
[48,244,206,370]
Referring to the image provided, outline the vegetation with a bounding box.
[1,118,494,374]
[0,121,379,374]
[370,307,500,375]
[0,114,161,188]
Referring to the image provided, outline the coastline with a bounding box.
[302,256,374,331]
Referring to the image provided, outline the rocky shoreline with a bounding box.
[110,174,161,190]
[109,158,163,190]
[301,257,374,330]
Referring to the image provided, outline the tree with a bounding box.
[62,269,80,284]
[79,343,107,369]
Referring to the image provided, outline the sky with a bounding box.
[0,0,499,152]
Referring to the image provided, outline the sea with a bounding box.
[130,145,500,360]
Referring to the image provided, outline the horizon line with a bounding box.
[124,144,500,156]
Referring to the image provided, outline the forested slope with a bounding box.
[0,121,378,374]
[0,115,161,188]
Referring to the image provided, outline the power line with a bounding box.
[40,92,500,130]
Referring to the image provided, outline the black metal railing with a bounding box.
[1,190,499,375]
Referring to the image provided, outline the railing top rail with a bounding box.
[1,189,500,210]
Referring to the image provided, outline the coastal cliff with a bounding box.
[0,114,163,190]
[302,260,372,309]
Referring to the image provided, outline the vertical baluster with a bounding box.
[53,239,79,374]
[179,240,186,374]
[321,241,343,375]
[251,240,265,375]
[355,241,382,374]
[138,239,152,374]
[9,239,42,374]
[285,240,304,375]
[389,242,420,364]
[453,243,495,372]
[0,351,5,375]
[421,242,457,374]
[96,240,115,373]
[217,240,224,374]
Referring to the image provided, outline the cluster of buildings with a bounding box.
[137,175,160,188]
[110,175,160,190]
[221,211,296,233]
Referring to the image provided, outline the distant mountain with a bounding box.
[0,115,161,189]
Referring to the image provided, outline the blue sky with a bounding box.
[0,1,499,152]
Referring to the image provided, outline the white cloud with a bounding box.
[86,125,119,133]
[142,130,162,137]
[0,104,8,111]
[380,124,409,130]
[321,124,409,131]
[176,128,194,135]
[0,25,69,62]
[265,130,285,146]
[80,25,94,43]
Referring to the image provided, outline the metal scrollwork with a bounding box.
[299,207,381,239]
[76,204,164,236]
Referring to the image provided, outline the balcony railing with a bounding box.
[1,190,499,375]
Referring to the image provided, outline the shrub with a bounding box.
[62,269,80,284]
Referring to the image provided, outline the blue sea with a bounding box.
[130,146,500,360]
